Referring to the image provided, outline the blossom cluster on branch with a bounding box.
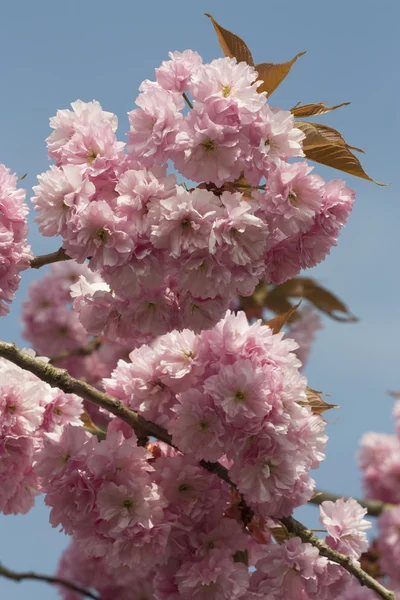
[27,51,354,347]
[0,165,32,315]
[0,22,393,600]
[356,397,400,596]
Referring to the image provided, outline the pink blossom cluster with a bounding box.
[377,507,400,592]
[0,354,82,515]
[359,399,400,595]
[38,426,252,598]
[319,497,371,560]
[46,427,368,600]
[359,399,400,504]
[105,310,327,517]
[286,305,323,370]
[56,538,155,600]
[0,164,32,315]
[22,261,129,387]
[31,52,355,344]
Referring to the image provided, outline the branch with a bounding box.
[281,516,395,600]
[0,341,171,444]
[30,248,71,269]
[0,340,394,599]
[50,338,103,363]
[309,489,389,517]
[0,563,99,599]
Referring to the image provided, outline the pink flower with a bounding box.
[189,57,266,116]
[156,50,203,93]
[104,344,177,427]
[319,497,371,560]
[97,481,162,532]
[115,168,176,235]
[318,179,355,236]
[0,375,45,436]
[204,359,273,423]
[152,329,204,388]
[176,552,249,600]
[172,108,243,186]
[35,424,91,478]
[40,390,83,434]
[86,430,151,485]
[63,200,135,270]
[170,389,226,461]
[0,436,39,515]
[60,122,125,176]
[378,507,400,585]
[149,187,222,257]
[214,192,268,266]
[32,165,95,237]
[286,306,323,370]
[250,537,349,599]
[178,294,230,334]
[0,164,32,315]
[47,100,119,163]
[178,253,232,299]
[245,105,304,184]
[359,432,400,503]
[261,160,325,237]
[127,85,183,167]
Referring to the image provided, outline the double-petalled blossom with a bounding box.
[0,354,82,515]
[0,164,32,315]
[319,497,371,560]
[27,51,354,344]
[0,45,365,600]
[105,310,327,518]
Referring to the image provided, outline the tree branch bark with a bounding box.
[309,489,389,517]
[0,563,99,599]
[0,340,395,600]
[30,248,71,269]
[281,516,395,600]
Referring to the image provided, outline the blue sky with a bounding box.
[0,0,399,597]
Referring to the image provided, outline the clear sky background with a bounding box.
[0,0,399,598]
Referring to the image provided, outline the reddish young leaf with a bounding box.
[299,388,339,416]
[268,278,358,322]
[296,121,385,185]
[205,14,254,65]
[291,101,350,118]
[256,51,306,96]
[264,302,301,334]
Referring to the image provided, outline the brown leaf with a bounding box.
[291,101,350,118]
[80,410,106,439]
[205,14,254,65]
[269,277,358,322]
[388,390,400,400]
[299,387,339,415]
[80,409,96,428]
[264,295,294,317]
[269,523,291,544]
[256,51,306,96]
[296,121,385,185]
[233,550,249,566]
[265,302,301,334]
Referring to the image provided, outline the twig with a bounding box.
[281,516,395,600]
[309,489,389,517]
[0,340,395,600]
[0,563,99,599]
[50,338,103,363]
[30,248,71,269]
[0,341,171,444]
[182,92,193,109]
